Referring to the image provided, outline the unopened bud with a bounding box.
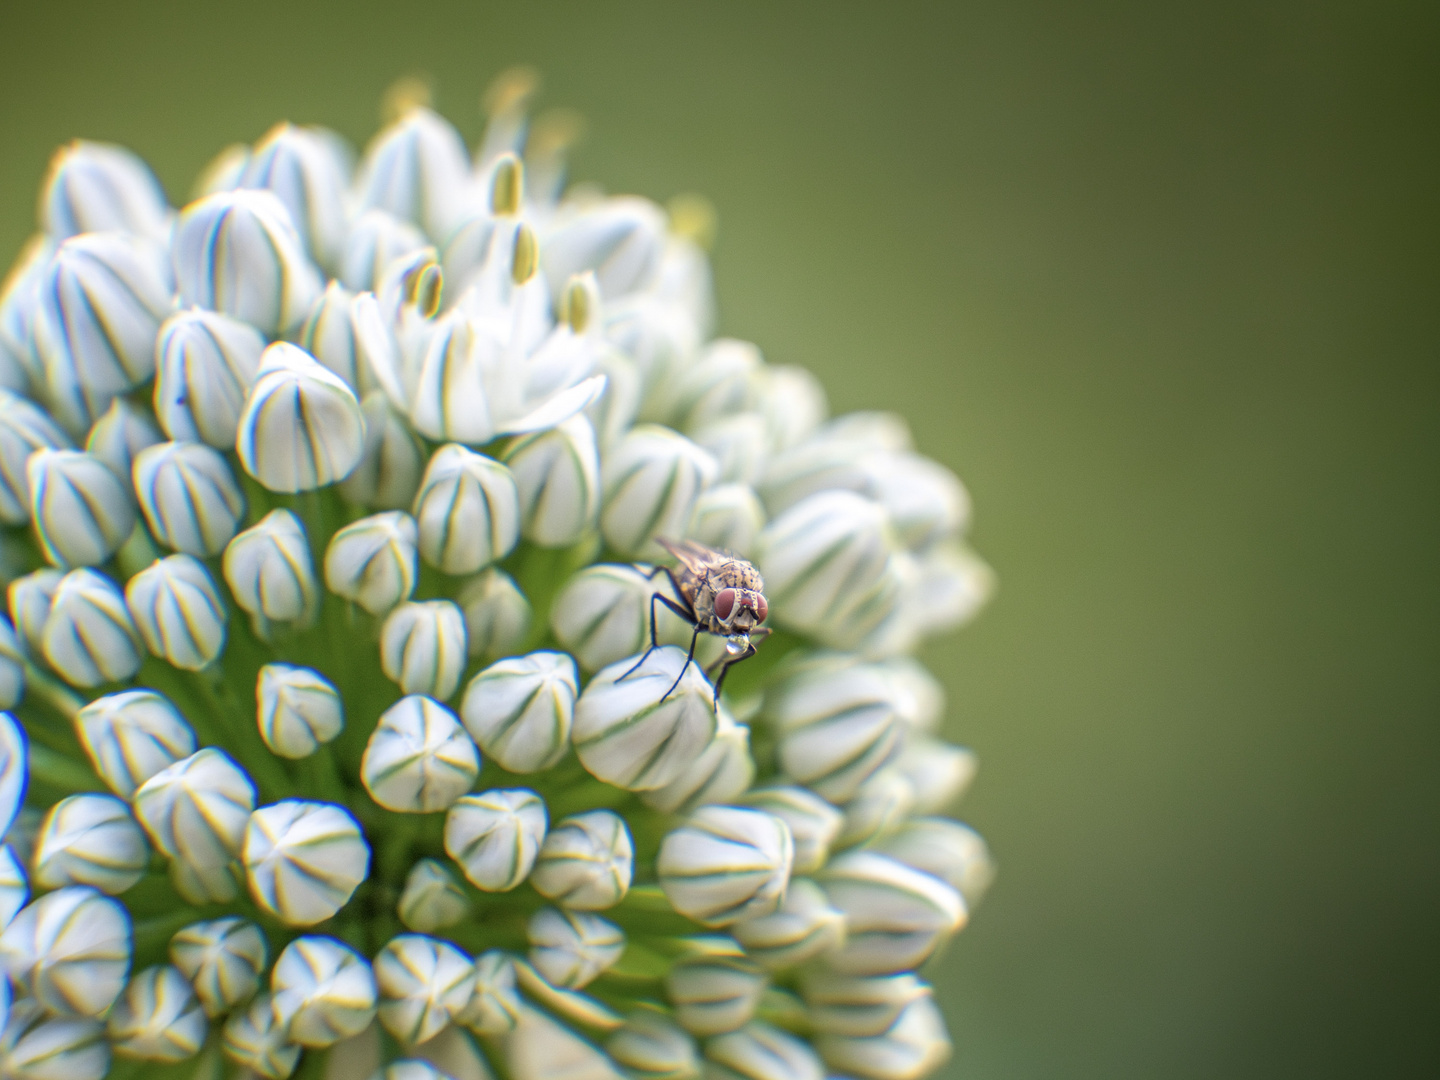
[221,991,301,1079]
[240,122,352,272]
[460,650,577,774]
[0,389,69,524]
[666,949,767,1036]
[244,800,370,927]
[105,963,208,1062]
[380,600,468,700]
[527,906,624,989]
[362,695,480,814]
[600,424,717,559]
[223,509,319,631]
[0,999,109,1080]
[133,748,255,903]
[819,852,965,976]
[32,793,148,895]
[125,554,228,670]
[397,858,470,933]
[732,877,846,971]
[549,563,654,671]
[169,916,269,1018]
[657,806,793,928]
[356,107,473,243]
[703,1020,825,1080]
[42,568,143,687]
[41,140,170,240]
[27,449,135,568]
[641,708,754,815]
[374,933,474,1044]
[455,567,531,661]
[740,785,843,876]
[134,440,247,558]
[413,444,521,575]
[85,397,162,497]
[256,663,344,759]
[270,935,377,1047]
[530,809,632,911]
[0,885,132,1018]
[444,788,546,892]
[75,689,196,799]
[154,308,265,448]
[503,414,601,548]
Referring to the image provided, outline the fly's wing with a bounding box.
[655,537,728,576]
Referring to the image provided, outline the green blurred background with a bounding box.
[1,1,1436,1076]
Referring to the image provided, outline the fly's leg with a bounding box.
[661,623,703,702]
[618,591,698,682]
[706,626,771,707]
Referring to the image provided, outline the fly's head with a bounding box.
[713,584,768,653]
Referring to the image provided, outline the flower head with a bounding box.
[0,70,993,1080]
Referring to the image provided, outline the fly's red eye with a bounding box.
[714,588,736,620]
[754,595,768,622]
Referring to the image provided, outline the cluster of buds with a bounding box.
[0,68,995,1080]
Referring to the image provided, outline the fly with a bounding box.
[619,538,771,707]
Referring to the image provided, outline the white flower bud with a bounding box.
[818,993,950,1080]
[759,412,910,514]
[802,970,927,1038]
[222,509,319,629]
[221,991,301,1079]
[397,858,470,933]
[503,414,602,548]
[641,709,754,815]
[657,806,792,928]
[605,1008,699,1080]
[459,650,577,774]
[406,312,490,445]
[863,451,970,551]
[874,818,995,907]
[27,449,135,567]
[836,769,916,850]
[85,397,162,497]
[549,563,655,672]
[664,339,764,433]
[75,689,196,800]
[134,440,246,557]
[0,885,132,1017]
[527,907,624,989]
[665,950,766,1036]
[173,189,323,335]
[324,511,418,616]
[32,793,148,895]
[0,714,23,846]
[125,554,228,670]
[457,949,523,1036]
[0,842,26,928]
[375,933,475,1045]
[0,237,47,393]
[0,389,70,524]
[299,281,361,389]
[867,543,993,654]
[363,695,480,812]
[600,424,717,559]
[690,413,769,487]
[341,208,429,291]
[256,663,343,759]
[0,1000,109,1080]
[169,916,269,1018]
[412,444,521,575]
[541,196,666,300]
[105,963,208,1062]
[732,877,845,971]
[0,620,21,710]
[380,601,468,700]
[585,347,641,451]
[892,734,976,815]
[342,389,427,510]
[133,748,256,902]
[444,788,546,892]
[154,308,265,448]
[572,648,717,792]
[270,936,377,1048]
[767,661,905,803]
[41,140,170,240]
[243,800,370,927]
[530,809,633,911]
[754,490,896,645]
[238,342,366,493]
[739,786,842,877]
[819,852,965,976]
[456,567,530,661]
[41,568,143,687]
[357,107,473,243]
[703,1020,824,1080]
[375,1060,453,1080]
[8,567,63,655]
[685,482,765,558]
[240,123,352,272]
[34,233,174,431]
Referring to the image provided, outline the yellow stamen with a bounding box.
[381,74,434,124]
[490,154,524,216]
[482,65,540,119]
[511,224,539,285]
[667,193,718,252]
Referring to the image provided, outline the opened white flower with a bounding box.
[0,70,992,1080]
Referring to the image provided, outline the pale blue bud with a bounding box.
[703,1020,825,1080]
[0,1000,109,1080]
[758,412,910,516]
[40,140,170,240]
[7,568,63,656]
[685,482,765,559]
[412,444,520,574]
[605,1008,700,1080]
[665,947,766,1036]
[892,733,976,815]
[740,785,843,877]
[154,308,265,448]
[456,949,522,1036]
[530,809,633,911]
[0,389,70,524]
[874,818,996,908]
[443,788,547,892]
[240,123,353,272]
[134,440,246,557]
[133,748,256,903]
[173,188,323,335]
[541,196,666,300]
[244,801,369,928]
[0,619,23,709]
[75,689,195,800]
[340,208,429,292]
[237,342,367,493]
[380,600,468,700]
[641,709,754,815]
[663,338,764,433]
[341,389,427,510]
[816,991,951,1080]
[34,232,174,432]
[504,414,601,548]
[600,424,717,559]
[374,933,474,1044]
[325,511,418,615]
[396,858,470,933]
[456,567,531,661]
[221,991,301,1079]
[835,769,916,849]
[270,936,378,1047]
[105,963,208,1063]
[361,695,480,812]
[819,852,965,976]
[169,916,269,1018]
[657,806,793,928]
[32,793,148,895]
[691,413,770,487]
[42,568,143,687]
[124,554,227,670]
[548,563,654,672]
[85,397,161,497]
[25,448,133,568]
[299,281,362,389]
[0,238,49,394]
[222,509,319,630]
[731,878,845,971]
[527,907,624,989]
[256,663,344,759]
[0,713,26,841]
[356,107,474,243]
[460,650,577,774]
[0,884,132,1017]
